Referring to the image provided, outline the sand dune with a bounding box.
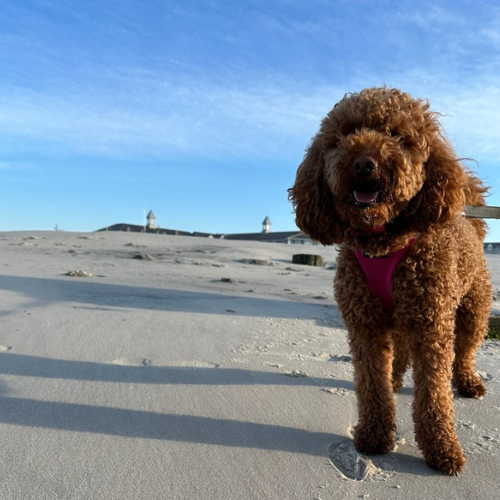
[0,231,499,499]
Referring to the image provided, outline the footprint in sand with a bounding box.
[328,440,383,481]
[168,361,220,369]
[108,358,220,369]
[321,387,351,396]
[283,370,308,378]
[477,370,494,382]
[328,354,352,363]
[108,358,152,367]
[463,429,500,455]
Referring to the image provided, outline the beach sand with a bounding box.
[0,230,499,499]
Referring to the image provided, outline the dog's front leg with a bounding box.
[335,252,396,455]
[347,320,396,455]
[407,311,466,475]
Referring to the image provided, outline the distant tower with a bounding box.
[146,210,157,230]
[262,216,271,234]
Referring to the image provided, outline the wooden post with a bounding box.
[292,254,324,267]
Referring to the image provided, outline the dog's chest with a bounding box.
[354,239,415,311]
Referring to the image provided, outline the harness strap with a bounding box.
[354,238,416,311]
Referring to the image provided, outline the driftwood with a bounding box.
[292,254,324,267]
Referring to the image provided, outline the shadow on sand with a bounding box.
[0,352,351,458]
[0,353,436,475]
[0,274,340,321]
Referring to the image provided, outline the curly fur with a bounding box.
[289,87,491,475]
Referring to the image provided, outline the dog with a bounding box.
[288,87,491,475]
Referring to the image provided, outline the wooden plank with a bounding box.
[464,206,500,219]
[488,316,500,328]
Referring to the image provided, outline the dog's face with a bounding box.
[320,88,435,231]
[289,87,472,246]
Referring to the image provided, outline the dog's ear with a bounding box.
[288,138,344,245]
[407,137,468,229]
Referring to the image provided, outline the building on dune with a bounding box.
[97,211,500,250]
[219,216,312,244]
[96,212,317,245]
[97,211,194,237]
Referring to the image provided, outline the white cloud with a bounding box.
[0,69,499,173]
[403,4,466,28]
[482,28,500,46]
[0,74,342,162]
[423,86,500,163]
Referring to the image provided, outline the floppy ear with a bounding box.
[407,137,468,229]
[288,139,344,245]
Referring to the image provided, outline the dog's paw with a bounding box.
[353,422,395,455]
[423,440,466,475]
[454,374,486,399]
[391,376,404,393]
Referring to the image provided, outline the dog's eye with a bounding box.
[390,131,405,143]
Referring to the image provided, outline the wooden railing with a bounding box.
[466,205,500,336]
[465,206,500,219]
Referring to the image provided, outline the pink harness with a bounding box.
[354,239,415,311]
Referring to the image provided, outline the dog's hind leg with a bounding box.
[453,270,491,398]
[391,330,410,392]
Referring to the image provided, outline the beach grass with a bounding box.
[487,325,500,341]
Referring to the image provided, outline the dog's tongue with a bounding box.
[354,191,378,204]
[366,224,386,234]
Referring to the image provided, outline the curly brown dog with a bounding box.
[289,87,491,475]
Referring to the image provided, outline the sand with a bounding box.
[0,230,499,499]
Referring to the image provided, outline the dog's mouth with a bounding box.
[352,189,381,207]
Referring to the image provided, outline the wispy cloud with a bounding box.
[0,65,499,171]
[0,71,341,162]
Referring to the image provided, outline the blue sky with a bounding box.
[1,0,500,239]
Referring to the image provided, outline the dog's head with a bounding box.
[289,87,485,246]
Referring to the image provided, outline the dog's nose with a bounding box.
[353,156,377,177]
